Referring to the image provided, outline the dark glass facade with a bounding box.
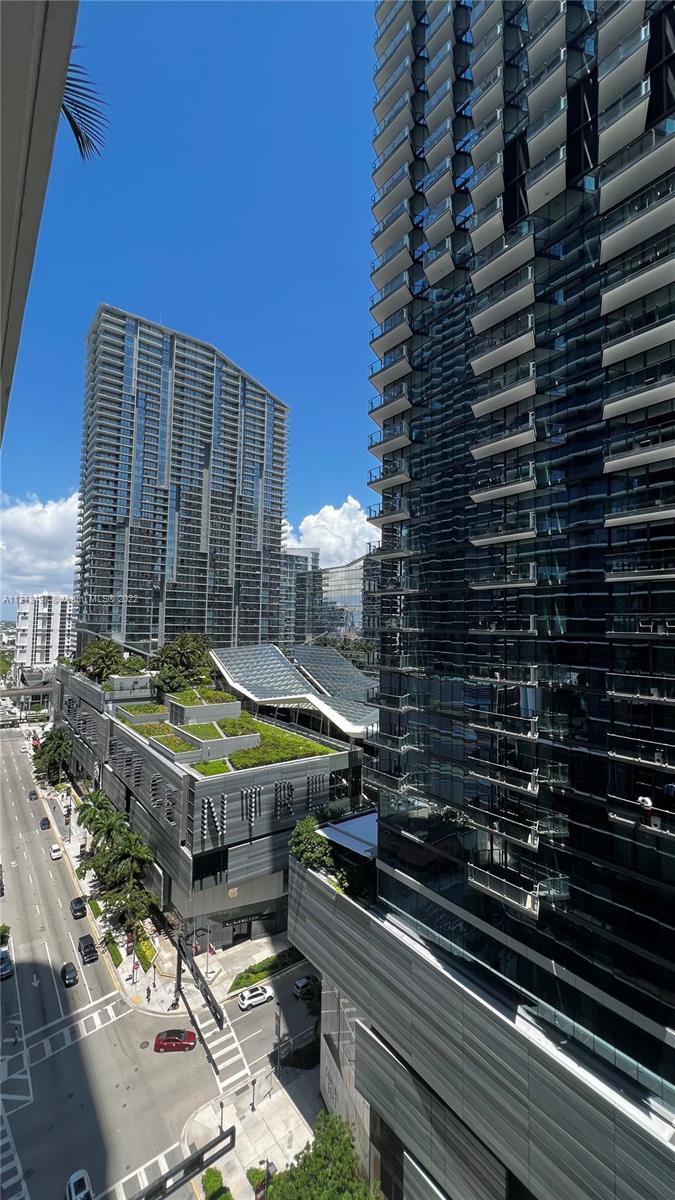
[368,0,675,1117]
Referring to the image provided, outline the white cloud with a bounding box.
[285,495,378,567]
[0,492,78,606]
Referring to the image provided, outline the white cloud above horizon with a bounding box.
[0,492,78,609]
[284,495,378,567]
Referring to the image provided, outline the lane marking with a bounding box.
[68,930,92,1004]
[35,905,39,916]
[57,896,62,908]
[238,1027,263,1045]
[24,990,117,1040]
[43,940,64,1018]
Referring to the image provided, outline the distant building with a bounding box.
[75,305,288,655]
[280,547,320,646]
[14,594,73,680]
[305,554,379,642]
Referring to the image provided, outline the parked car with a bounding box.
[0,949,14,980]
[154,1029,197,1053]
[293,974,320,999]
[61,962,79,988]
[49,844,62,860]
[70,897,87,920]
[65,1170,93,1200]
[77,935,98,964]
[28,789,38,801]
[40,817,50,831]
[20,745,27,753]
[238,984,274,1012]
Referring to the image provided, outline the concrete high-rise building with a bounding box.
[14,593,73,673]
[75,305,288,654]
[289,4,675,1200]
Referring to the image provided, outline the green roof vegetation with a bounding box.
[179,722,222,740]
[153,732,193,752]
[194,759,231,776]
[170,687,236,705]
[216,712,257,736]
[229,721,331,770]
[120,702,167,714]
[118,720,167,739]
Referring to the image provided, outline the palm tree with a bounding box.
[112,832,154,888]
[78,639,124,683]
[78,788,113,831]
[61,55,107,161]
[35,726,72,783]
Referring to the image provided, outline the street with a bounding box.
[0,729,320,1200]
[0,730,218,1200]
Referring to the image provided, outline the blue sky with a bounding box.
[1,1,377,602]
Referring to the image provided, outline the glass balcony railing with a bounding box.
[607,615,675,637]
[472,409,535,450]
[599,78,650,133]
[422,195,454,231]
[472,262,534,317]
[370,379,409,411]
[373,90,412,142]
[468,63,503,110]
[370,271,411,312]
[375,0,406,42]
[467,709,538,739]
[527,144,565,189]
[468,757,540,794]
[426,78,454,121]
[471,563,538,588]
[368,421,410,451]
[374,56,412,112]
[528,94,567,143]
[373,124,411,175]
[469,615,537,634]
[601,171,675,237]
[426,39,454,85]
[604,295,675,351]
[608,673,675,702]
[368,458,409,486]
[423,237,453,270]
[606,552,675,578]
[472,459,536,493]
[469,194,503,235]
[598,21,649,82]
[599,118,675,187]
[369,343,409,377]
[468,865,542,916]
[372,163,411,211]
[470,20,503,68]
[368,495,410,521]
[371,233,411,276]
[372,199,410,241]
[370,305,411,345]
[423,116,454,160]
[374,21,411,81]
[608,733,675,768]
[470,149,503,191]
[470,311,534,361]
[421,155,453,193]
[527,46,566,96]
[427,1,452,43]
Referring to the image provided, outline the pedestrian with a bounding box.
[146,986,151,1004]
[13,1026,19,1046]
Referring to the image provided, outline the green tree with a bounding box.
[267,1113,378,1200]
[76,638,125,683]
[34,726,72,783]
[151,634,212,693]
[103,880,154,933]
[109,831,154,888]
[288,817,335,875]
[119,654,148,676]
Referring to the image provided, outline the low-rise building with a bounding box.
[53,662,363,946]
[14,593,73,681]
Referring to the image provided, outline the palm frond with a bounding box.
[61,56,107,161]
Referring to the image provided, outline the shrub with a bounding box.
[180,722,222,739]
[201,1166,232,1199]
[246,1166,266,1189]
[119,720,166,739]
[169,687,203,705]
[136,937,156,972]
[200,687,236,703]
[0,923,10,946]
[217,712,257,736]
[120,702,167,715]
[289,817,336,875]
[194,759,230,776]
[89,898,102,918]
[229,722,331,771]
[104,931,122,967]
[229,946,301,992]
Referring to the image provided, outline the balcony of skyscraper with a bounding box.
[368,420,412,458]
[368,459,411,492]
[368,378,412,424]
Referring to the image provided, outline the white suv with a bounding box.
[238,984,274,1012]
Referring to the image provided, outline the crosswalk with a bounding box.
[95,1142,183,1200]
[0,1108,30,1200]
[1,995,130,1115]
[183,987,249,1095]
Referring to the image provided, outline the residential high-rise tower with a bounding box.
[289,4,675,1199]
[75,305,288,654]
[14,593,73,674]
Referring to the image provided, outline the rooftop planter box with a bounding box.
[105,674,155,701]
[227,721,334,771]
[148,732,201,765]
[165,688,241,725]
[175,722,260,761]
[116,702,168,726]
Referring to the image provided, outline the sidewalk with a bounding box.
[40,779,298,1016]
[183,1064,324,1199]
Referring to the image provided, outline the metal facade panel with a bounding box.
[227,829,291,884]
[288,860,675,1200]
[403,1152,450,1200]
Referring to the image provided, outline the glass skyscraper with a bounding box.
[288,4,675,1198]
[75,305,288,653]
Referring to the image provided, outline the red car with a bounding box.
[154,1028,196,1053]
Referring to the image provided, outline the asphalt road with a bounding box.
[0,730,218,1200]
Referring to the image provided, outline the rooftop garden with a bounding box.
[179,722,222,740]
[116,719,192,753]
[228,721,331,770]
[216,712,257,736]
[170,686,235,705]
[150,633,213,695]
[73,639,149,684]
[194,759,232,776]
[119,701,167,715]
[154,732,193,752]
